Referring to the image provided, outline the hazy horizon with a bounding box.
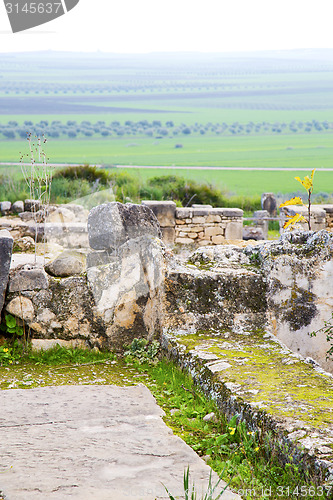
[1,0,333,54]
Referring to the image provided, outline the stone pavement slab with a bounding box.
[0,384,241,500]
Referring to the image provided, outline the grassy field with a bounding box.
[117,167,333,197]
[1,50,333,196]
[2,134,333,169]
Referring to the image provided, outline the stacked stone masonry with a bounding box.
[142,201,243,245]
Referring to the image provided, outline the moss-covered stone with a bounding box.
[162,327,333,489]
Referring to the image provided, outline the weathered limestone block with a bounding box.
[176,207,192,219]
[164,246,267,334]
[0,201,11,215]
[211,235,225,244]
[192,216,206,224]
[88,202,161,250]
[206,214,222,223]
[246,230,333,373]
[175,237,195,244]
[24,199,41,212]
[253,210,269,239]
[87,235,165,350]
[6,296,34,322]
[215,208,243,218]
[188,225,204,232]
[204,226,223,237]
[8,265,48,292]
[46,207,76,223]
[11,200,24,214]
[0,229,13,315]
[141,200,176,228]
[59,204,89,222]
[45,251,85,277]
[243,226,265,241]
[161,227,175,245]
[192,207,212,217]
[225,221,243,240]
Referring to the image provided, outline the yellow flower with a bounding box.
[255,447,259,452]
[3,348,8,353]
[229,427,236,435]
[295,169,316,192]
[279,196,303,208]
[9,360,13,364]
[283,213,307,230]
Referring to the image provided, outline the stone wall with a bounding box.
[2,202,165,353]
[142,201,243,245]
[320,204,333,231]
[248,230,333,373]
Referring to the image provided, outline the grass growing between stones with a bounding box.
[0,346,329,499]
[139,360,328,500]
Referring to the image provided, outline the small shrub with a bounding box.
[124,338,160,365]
[53,164,110,185]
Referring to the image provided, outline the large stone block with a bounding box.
[87,235,164,350]
[6,296,34,322]
[141,201,176,227]
[160,227,175,245]
[24,199,41,212]
[261,193,277,216]
[192,207,211,217]
[225,221,243,240]
[8,265,49,292]
[175,207,192,219]
[11,200,24,214]
[88,202,161,250]
[45,252,85,277]
[243,226,265,241]
[205,226,223,237]
[0,229,13,315]
[0,201,11,216]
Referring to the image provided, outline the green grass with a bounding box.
[2,132,333,169]
[2,51,333,198]
[120,168,333,197]
[0,341,328,499]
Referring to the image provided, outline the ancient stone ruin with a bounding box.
[0,199,333,488]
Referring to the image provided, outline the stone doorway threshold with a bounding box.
[0,385,241,500]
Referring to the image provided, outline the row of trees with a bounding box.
[1,119,332,140]
[0,82,232,95]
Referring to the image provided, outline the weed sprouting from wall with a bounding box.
[19,133,53,260]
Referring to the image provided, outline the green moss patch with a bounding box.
[173,329,333,429]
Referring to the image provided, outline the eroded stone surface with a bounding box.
[163,328,333,486]
[245,230,333,372]
[45,251,85,277]
[88,202,161,250]
[0,385,241,500]
[0,229,13,315]
[8,264,48,292]
[6,296,34,322]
